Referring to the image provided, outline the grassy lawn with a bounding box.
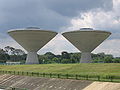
[0,63,119,76]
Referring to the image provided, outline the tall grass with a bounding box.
[0,63,119,76]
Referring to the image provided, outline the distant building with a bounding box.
[6,62,21,65]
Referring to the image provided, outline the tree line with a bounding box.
[0,46,120,64]
[0,46,26,63]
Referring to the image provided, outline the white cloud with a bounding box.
[62,0,120,32]
[93,39,120,57]
[59,0,120,57]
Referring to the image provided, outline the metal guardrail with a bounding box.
[0,70,119,82]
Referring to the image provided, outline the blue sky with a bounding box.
[0,0,120,57]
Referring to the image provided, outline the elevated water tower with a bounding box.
[8,27,57,64]
[62,28,111,63]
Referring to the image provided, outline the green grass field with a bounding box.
[0,63,119,76]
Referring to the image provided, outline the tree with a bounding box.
[0,48,10,62]
[61,51,70,59]
[52,57,60,63]
[4,46,15,55]
[55,55,62,63]
[4,46,26,62]
[97,52,106,59]
[104,55,113,63]
[112,58,120,63]
[0,48,6,54]
[44,52,55,59]
[38,55,46,64]
[61,59,71,64]
[70,53,80,63]
[14,49,25,55]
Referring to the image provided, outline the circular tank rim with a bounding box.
[62,30,111,35]
[7,29,58,34]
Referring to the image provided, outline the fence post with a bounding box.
[33,72,35,76]
[37,73,39,77]
[97,76,100,81]
[76,75,78,80]
[50,73,52,78]
[27,72,28,76]
[86,75,88,80]
[110,76,113,82]
[58,74,60,78]
[13,71,15,75]
[22,72,24,75]
[43,73,45,77]
[12,87,15,90]
[31,72,33,76]
[66,74,69,79]
[18,71,19,75]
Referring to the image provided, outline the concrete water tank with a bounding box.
[8,27,57,64]
[62,28,111,63]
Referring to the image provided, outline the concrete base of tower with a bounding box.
[80,52,92,63]
[26,52,39,64]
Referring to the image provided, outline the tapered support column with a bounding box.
[26,52,39,64]
[80,52,92,63]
